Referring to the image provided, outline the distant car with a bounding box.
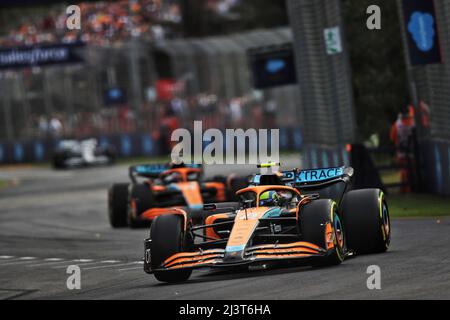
[108,163,248,228]
[143,164,391,283]
[52,139,117,169]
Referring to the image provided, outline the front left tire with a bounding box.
[128,183,155,228]
[341,189,390,254]
[108,183,129,228]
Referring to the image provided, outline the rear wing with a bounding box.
[129,163,202,183]
[251,166,354,190]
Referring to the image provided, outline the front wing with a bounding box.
[144,241,328,273]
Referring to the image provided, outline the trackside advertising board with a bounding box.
[0,42,84,69]
[248,44,298,89]
[402,0,442,65]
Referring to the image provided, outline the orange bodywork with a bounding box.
[136,167,228,224]
[205,213,232,240]
[161,167,202,182]
[163,249,224,269]
[157,240,327,271]
[142,207,188,230]
[226,207,269,249]
[325,222,334,250]
[151,185,166,192]
[174,182,203,208]
[151,185,333,272]
[203,182,226,202]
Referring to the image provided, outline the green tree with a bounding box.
[343,0,408,144]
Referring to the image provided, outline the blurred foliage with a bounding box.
[182,0,288,36]
[232,0,288,30]
[184,0,407,145]
[343,0,409,144]
[389,193,450,218]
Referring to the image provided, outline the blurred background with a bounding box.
[0,0,450,197]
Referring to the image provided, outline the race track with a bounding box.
[1,159,450,300]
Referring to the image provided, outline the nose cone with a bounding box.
[223,245,245,262]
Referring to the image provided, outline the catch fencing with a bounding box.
[0,28,302,149]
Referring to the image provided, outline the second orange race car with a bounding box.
[108,163,248,228]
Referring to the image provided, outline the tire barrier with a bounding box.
[421,139,450,196]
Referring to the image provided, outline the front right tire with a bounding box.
[300,199,345,266]
[150,215,192,283]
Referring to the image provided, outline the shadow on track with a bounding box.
[143,260,354,288]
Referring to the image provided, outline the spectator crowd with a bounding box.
[0,0,182,47]
[28,93,278,141]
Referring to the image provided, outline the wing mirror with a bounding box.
[203,204,217,211]
[243,199,254,209]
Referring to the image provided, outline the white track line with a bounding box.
[0,257,38,266]
[32,259,115,268]
[100,260,122,264]
[51,260,122,269]
[0,255,138,270]
[28,259,69,267]
[118,266,143,272]
[82,262,139,271]
[51,260,100,269]
[0,258,23,265]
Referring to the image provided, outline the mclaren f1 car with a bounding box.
[108,163,248,228]
[143,164,391,283]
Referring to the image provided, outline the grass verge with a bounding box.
[0,179,8,190]
[388,193,450,218]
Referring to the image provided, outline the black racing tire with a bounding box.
[104,146,117,165]
[128,183,155,228]
[300,199,345,266]
[341,189,390,254]
[208,175,227,184]
[227,175,249,201]
[150,215,192,283]
[52,151,68,169]
[108,183,129,228]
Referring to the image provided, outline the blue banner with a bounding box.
[402,0,441,65]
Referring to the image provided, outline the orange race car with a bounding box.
[108,163,248,228]
[143,164,391,283]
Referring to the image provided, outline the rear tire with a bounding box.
[108,183,129,228]
[150,215,192,283]
[300,199,345,266]
[227,176,249,201]
[104,146,117,165]
[52,151,68,169]
[341,189,390,254]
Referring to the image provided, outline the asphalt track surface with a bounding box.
[1,158,450,299]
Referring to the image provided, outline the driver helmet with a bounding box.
[259,191,280,207]
[163,172,181,184]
